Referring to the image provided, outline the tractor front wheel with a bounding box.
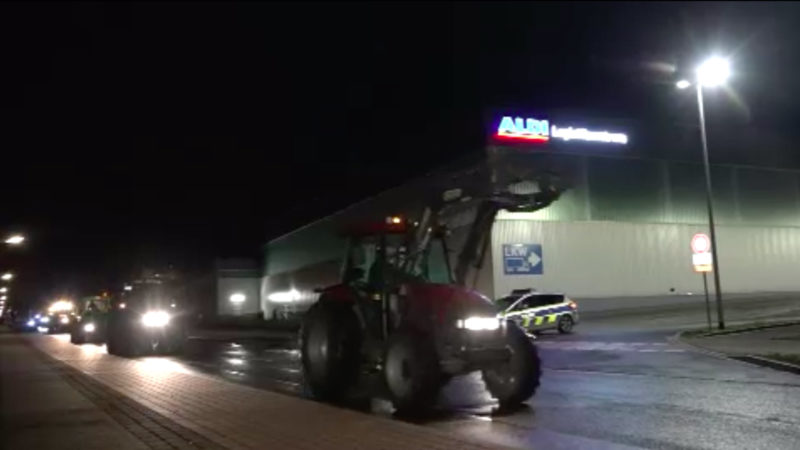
[482,322,541,410]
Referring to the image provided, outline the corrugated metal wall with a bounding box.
[492,154,800,298]
[491,220,800,298]
[261,150,800,311]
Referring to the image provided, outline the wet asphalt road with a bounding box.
[171,299,800,449]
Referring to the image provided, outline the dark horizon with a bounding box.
[2,2,800,308]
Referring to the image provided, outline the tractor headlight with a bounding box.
[83,323,96,333]
[457,316,501,331]
[141,311,170,328]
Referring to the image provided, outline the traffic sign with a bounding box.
[692,252,713,272]
[691,233,711,254]
[503,244,543,275]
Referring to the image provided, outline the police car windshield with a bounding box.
[495,296,519,310]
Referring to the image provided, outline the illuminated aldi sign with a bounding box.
[496,115,628,145]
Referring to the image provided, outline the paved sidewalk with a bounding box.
[0,331,148,450]
[25,333,504,450]
[682,324,800,357]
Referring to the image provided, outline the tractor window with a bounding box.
[424,238,452,283]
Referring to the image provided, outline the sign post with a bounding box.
[691,233,713,331]
[701,272,712,332]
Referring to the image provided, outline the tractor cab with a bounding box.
[341,216,451,291]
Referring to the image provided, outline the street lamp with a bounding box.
[676,56,730,330]
[4,235,25,245]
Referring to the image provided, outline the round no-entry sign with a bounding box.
[691,233,711,254]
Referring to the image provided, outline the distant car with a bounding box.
[40,312,75,334]
[496,290,578,334]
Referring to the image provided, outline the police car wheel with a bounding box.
[482,323,540,409]
[557,315,574,334]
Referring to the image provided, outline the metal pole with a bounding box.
[702,272,712,332]
[696,84,725,329]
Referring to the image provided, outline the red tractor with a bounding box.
[300,155,563,412]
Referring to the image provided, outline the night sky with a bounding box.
[1,2,799,307]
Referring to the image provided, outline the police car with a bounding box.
[496,289,578,334]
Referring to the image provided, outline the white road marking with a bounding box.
[536,341,686,352]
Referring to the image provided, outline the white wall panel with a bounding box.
[492,219,800,298]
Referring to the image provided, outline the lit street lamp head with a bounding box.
[696,57,730,87]
[4,235,25,245]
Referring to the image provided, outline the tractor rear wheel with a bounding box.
[300,302,362,402]
[383,330,441,414]
[107,316,139,357]
[70,327,85,345]
[482,322,540,410]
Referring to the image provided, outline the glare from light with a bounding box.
[124,285,133,291]
[83,323,96,333]
[229,293,246,304]
[676,79,691,89]
[0,287,8,293]
[5,235,25,245]
[60,316,70,325]
[696,57,730,87]
[1,273,13,281]
[37,326,49,333]
[170,303,176,308]
[227,358,245,366]
[119,303,126,309]
[34,313,41,319]
[141,310,170,327]
[48,300,74,313]
[137,357,193,377]
[40,316,51,323]
[26,319,35,327]
[0,296,6,301]
[458,316,501,331]
[267,289,301,303]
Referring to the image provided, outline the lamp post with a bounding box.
[676,56,730,330]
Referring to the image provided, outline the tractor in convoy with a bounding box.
[70,294,112,344]
[106,276,188,357]
[300,149,564,413]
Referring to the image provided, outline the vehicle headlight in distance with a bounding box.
[26,319,35,327]
[60,316,70,324]
[40,317,51,324]
[457,316,500,331]
[141,311,170,327]
[83,323,96,333]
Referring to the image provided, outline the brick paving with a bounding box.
[28,335,503,450]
